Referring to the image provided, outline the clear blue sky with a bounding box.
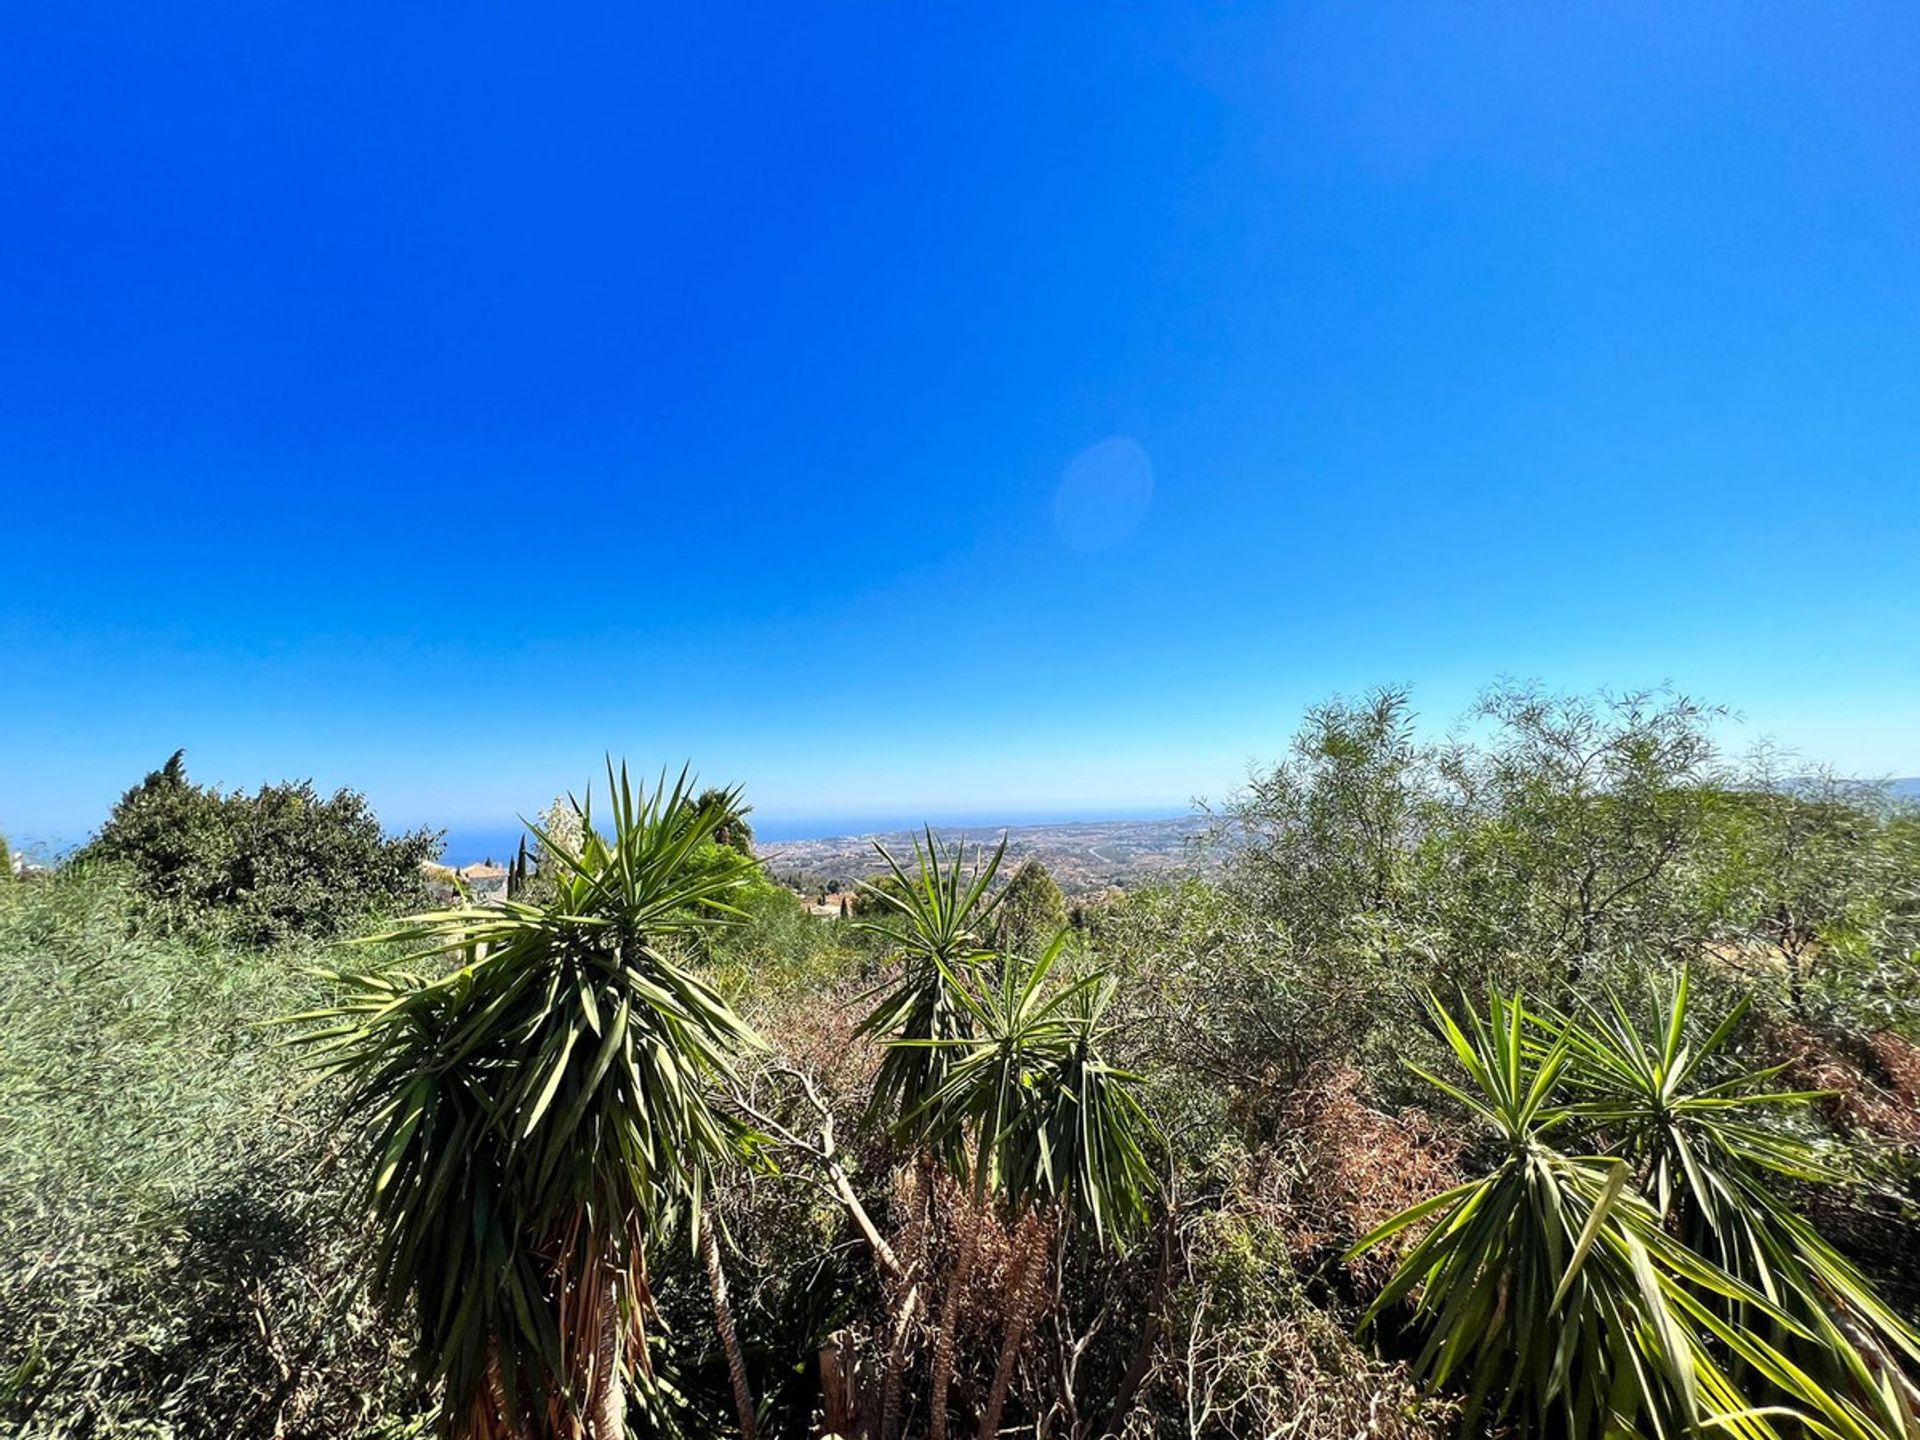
[4,3,1918,845]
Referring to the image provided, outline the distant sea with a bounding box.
[433,803,1193,868]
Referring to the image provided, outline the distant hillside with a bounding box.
[762,814,1213,897]
[1893,778,1920,801]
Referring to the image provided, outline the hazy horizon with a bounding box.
[15,759,1920,869]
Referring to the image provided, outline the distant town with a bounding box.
[759,813,1216,899]
[418,813,1218,913]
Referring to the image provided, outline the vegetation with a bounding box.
[0,868,426,1437]
[696,788,756,857]
[847,841,1153,1440]
[73,750,439,944]
[991,859,1068,955]
[3,681,1917,1439]
[1350,989,1915,1438]
[293,769,763,1440]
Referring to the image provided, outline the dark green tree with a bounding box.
[994,858,1069,955]
[696,786,756,856]
[76,750,439,944]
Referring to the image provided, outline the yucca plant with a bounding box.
[291,766,762,1440]
[1351,991,1845,1440]
[1561,971,1920,1436]
[905,939,1158,1440]
[853,830,1008,1151]
[984,965,1156,1252]
[848,833,1009,1440]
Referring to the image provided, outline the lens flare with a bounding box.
[1053,437,1153,552]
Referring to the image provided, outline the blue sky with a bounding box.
[4,3,1918,845]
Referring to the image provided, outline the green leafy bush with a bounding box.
[74,751,439,945]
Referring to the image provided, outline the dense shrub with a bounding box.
[73,751,439,945]
[1198,684,1920,1088]
[1135,1194,1449,1440]
[0,870,424,1438]
[701,863,851,1008]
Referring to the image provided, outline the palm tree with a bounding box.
[694,786,755,856]
[294,766,761,1440]
[903,939,1157,1440]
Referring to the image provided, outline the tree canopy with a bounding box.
[75,750,438,944]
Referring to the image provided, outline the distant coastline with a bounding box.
[435,803,1196,868]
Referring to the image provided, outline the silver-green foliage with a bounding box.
[0,868,422,1438]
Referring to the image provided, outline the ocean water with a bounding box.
[432,803,1191,868]
[431,826,533,869]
